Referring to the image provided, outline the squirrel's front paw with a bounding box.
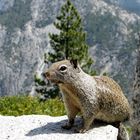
[61,123,72,130]
[74,128,87,133]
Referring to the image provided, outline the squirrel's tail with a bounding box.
[117,123,129,140]
[111,122,129,140]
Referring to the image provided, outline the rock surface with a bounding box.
[0,115,118,140]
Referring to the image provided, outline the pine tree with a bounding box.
[45,0,94,74]
[35,0,95,100]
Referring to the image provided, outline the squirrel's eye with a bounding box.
[59,65,67,72]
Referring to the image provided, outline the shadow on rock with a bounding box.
[26,118,82,136]
[26,117,109,137]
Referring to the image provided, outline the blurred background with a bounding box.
[0,0,140,98]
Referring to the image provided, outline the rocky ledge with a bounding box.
[0,115,118,140]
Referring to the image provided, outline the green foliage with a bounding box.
[36,0,95,100]
[48,0,93,73]
[34,74,59,99]
[34,74,46,86]
[0,96,66,116]
[125,125,132,137]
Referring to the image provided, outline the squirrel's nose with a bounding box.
[42,72,50,78]
[42,72,46,78]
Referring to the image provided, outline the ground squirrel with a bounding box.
[43,59,131,139]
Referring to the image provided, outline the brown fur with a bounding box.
[43,60,131,137]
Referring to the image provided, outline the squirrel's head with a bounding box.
[43,59,81,84]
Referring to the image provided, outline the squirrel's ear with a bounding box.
[70,59,78,69]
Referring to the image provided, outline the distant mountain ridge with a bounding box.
[0,0,140,98]
[104,0,140,15]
